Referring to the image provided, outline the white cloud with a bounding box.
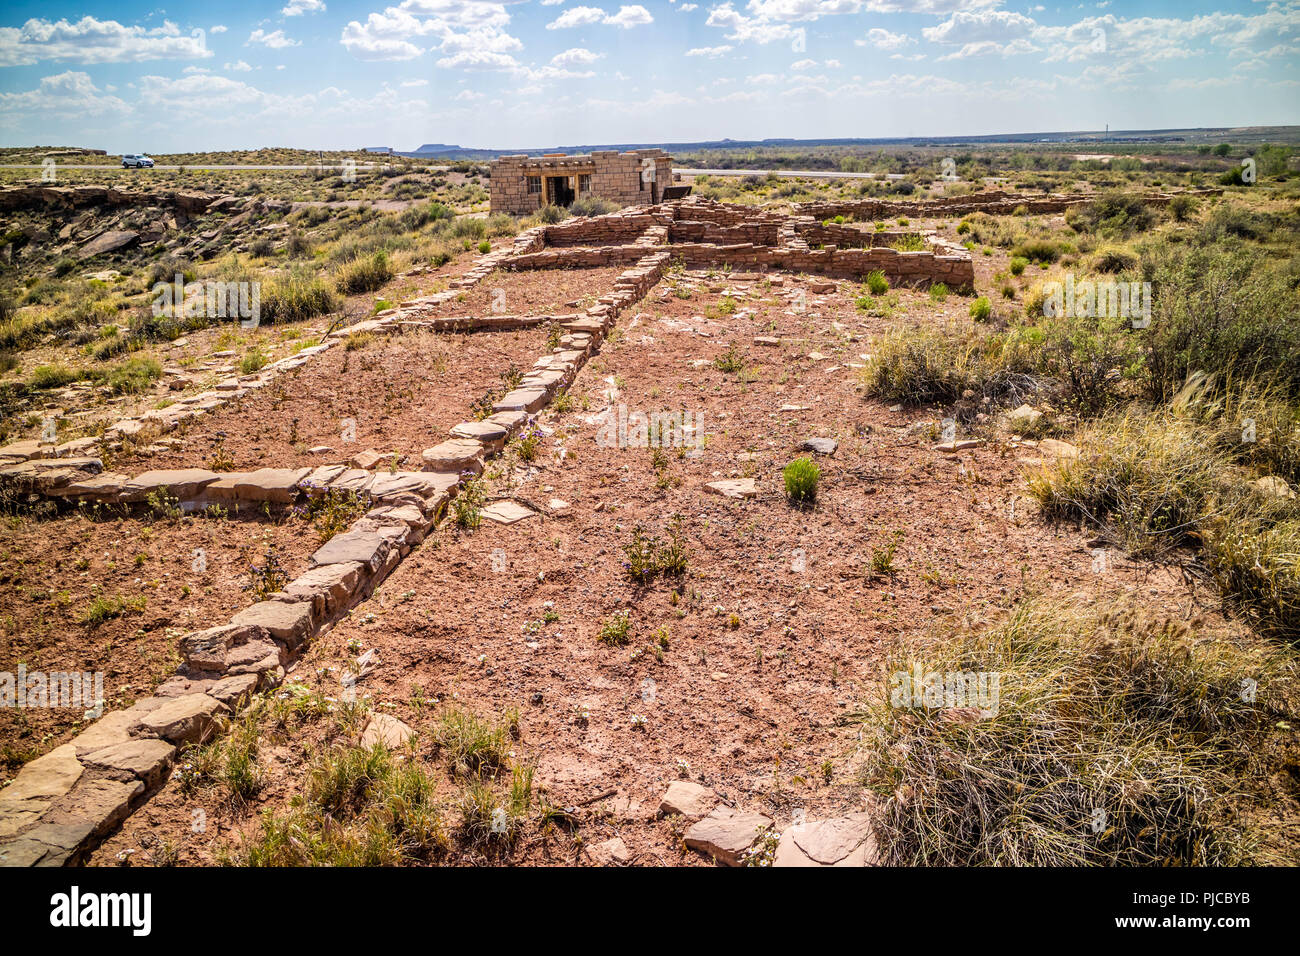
[551,47,603,66]
[547,5,653,29]
[224,60,253,71]
[401,78,429,86]
[210,25,228,34]
[688,45,733,57]
[547,6,607,28]
[283,0,327,15]
[247,29,301,49]
[341,1,526,61]
[0,69,131,116]
[0,16,212,66]
[857,28,914,50]
[679,2,698,9]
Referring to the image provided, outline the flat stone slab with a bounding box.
[801,437,838,455]
[493,387,548,414]
[283,561,363,617]
[369,470,459,501]
[659,780,717,819]
[130,693,228,745]
[360,714,415,749]
[705,479,758,499]
[587,836,632,866]
[228,600,313,648]
[774,813,879,867]
[450,420,509,449]
[120,468,219,502]
[480,500,537,524]
[684,806,774,866]
[421,439,485,472]
[310,527,395,574]
[233,468,311,503]
[80,739,175,789]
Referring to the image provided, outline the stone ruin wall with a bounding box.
[498,197,975,290]
[797,187,1224,223]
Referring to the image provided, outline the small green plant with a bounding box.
[865,270,889,295]
[250,544,290,600]
[869,530,904,578]
[928,282,950,302]
[969,296,992,321]
[783,457,820,507]
[598,610,632,646]
[1009,257,1028,277]
[713,343,746,374]
[453,477,486,530]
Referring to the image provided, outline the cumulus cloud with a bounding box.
[283,0,327,15]
[551,46,603,66]
[687,45,733,57]
[0,16,212,66]
[248,29,301,48]
[857,28,914,50]
[547,5,653,29]
[340,0,527,61]
[0,69,131,116]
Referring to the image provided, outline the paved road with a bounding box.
[677,167,905,180]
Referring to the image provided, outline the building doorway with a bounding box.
[547,176,575,207]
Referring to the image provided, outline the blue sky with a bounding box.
[0,1,1297,152]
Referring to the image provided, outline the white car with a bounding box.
[121,154,155,168]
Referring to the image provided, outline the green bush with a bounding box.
[334,251,393,295]
[865,270,888,295]
[969,296,992,321]
[261,276,339,325]
[783,457,820,507]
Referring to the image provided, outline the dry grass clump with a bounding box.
[1027,404,1300,636]
[855,597,1297,866]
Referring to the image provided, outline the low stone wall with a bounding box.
[797,187,1224,222]
[667,220,780,245]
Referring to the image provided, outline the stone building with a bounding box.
[489,148,674,215]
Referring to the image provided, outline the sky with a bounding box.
[0,1,1297,152]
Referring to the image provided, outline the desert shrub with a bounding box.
[969,296,992,321]
[334,251,393,295]
[1033,310,1145,414]
[1010,238,1066,264]
[864,270,888,295]
[536,204,566,225]
[568,196,620,218]
[1027,409,1300,635]
[1167,194,1198,222]
[1090,245,1138,274]
[239,348,268,374]
[1068,191,1156,237]
[285,232,313,258]
[856,596,1296,865]
[1009,256,1028,276]
[1139,242,1300,401]
[783,457,820,507]
[28,363,88,390]
[260,276,339,325]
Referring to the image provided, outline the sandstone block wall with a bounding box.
[489,149,674,215]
